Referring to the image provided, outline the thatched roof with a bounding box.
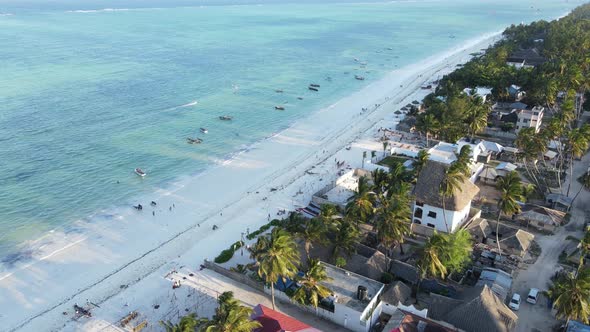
[390,259,419,284]
[344,249,389,281]
[504,229,534,254]
[518,205,566,226]
[414,160,479,211]
[427,293,464,322]
[445,285,517,332]
[465,218,492,242]
[381,281,412,306]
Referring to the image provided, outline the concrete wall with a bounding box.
[204,260,264,292]
[412,202,471,233]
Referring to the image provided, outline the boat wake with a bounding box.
[180,101,198,108]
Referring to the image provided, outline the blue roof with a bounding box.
[567,321,590,332]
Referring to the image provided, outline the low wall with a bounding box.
[203,260,265,292]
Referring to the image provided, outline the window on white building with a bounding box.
[427,223,435,228]
[427,211,437,218]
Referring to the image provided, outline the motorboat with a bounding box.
[219,115,233,121]
[275,105,285,110]
[200,128,208,134]
[308,87,319,91]
[355,75,365,81]
[135,168,146,177]
[187,137,203,144]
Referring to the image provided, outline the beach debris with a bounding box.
[74,304,92,318]
[119,311,138,327]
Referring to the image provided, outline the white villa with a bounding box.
[463,86,493,103]
[515,106,544,133]
[412,160,480,233]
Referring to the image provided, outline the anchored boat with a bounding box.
[135,168,146,177]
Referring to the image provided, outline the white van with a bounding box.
[526,288,539,304]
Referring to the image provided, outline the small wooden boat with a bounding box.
[308,87,319,91]
[219,115,233,121]
[310,84,320,88]
[135,168,146,177]
[200,128,208,134]
[275,106,285,110]
[275,89,284,93]
[187,137,203,144]
[355,75,365,81]
[297,97,304,100]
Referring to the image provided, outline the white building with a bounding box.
[515,106,544,133]
[463,86,493,103]
[318,262,385,332]
[428,140,484,165]
[412,160,480,233]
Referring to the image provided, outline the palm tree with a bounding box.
[160,313,202,332]
[572,170,590,205]
[515,127,547,189]
[371,168,390,196]
[566,125,590,196]
[331,218,360,261]
[465,99,489,140]
[439,163,466,232]
[547,268,590,325]
[255,228,301,310]
[374,193,411,255]
[292,259,333,310]
[495,171,524,256]
[299,217,328,259]
[382,141,389,158]
[416,113,439,147]
[202,291,262,332]
[345,176,375,224]
[414,150,430,179]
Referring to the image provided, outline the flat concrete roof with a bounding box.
[320,262,384,312]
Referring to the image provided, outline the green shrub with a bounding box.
[214,248,235,264]
[334,256,347,268]
[381,272,394,284]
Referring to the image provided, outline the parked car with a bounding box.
[509,293,521,310]
[527,288,539,304]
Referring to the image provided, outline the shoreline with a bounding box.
[0,31,502,331]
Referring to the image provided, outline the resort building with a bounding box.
[515,106,544,133]
[506,48,546,69]
[412,161,480,233]
[311,168,372,211]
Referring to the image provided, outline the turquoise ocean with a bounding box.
[0,0,580,260]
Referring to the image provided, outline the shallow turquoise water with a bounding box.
[0,0,580,256]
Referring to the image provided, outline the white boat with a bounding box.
[200,128,208,134]
[135,168,146,177]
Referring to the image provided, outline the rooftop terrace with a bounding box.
[320,262,384,312]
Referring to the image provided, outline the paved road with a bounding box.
[513,151,590,332]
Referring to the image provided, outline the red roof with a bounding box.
[251,304,317,332]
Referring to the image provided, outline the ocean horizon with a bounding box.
[0,0,581,263]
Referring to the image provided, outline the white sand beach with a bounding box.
[0,31,501,331]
